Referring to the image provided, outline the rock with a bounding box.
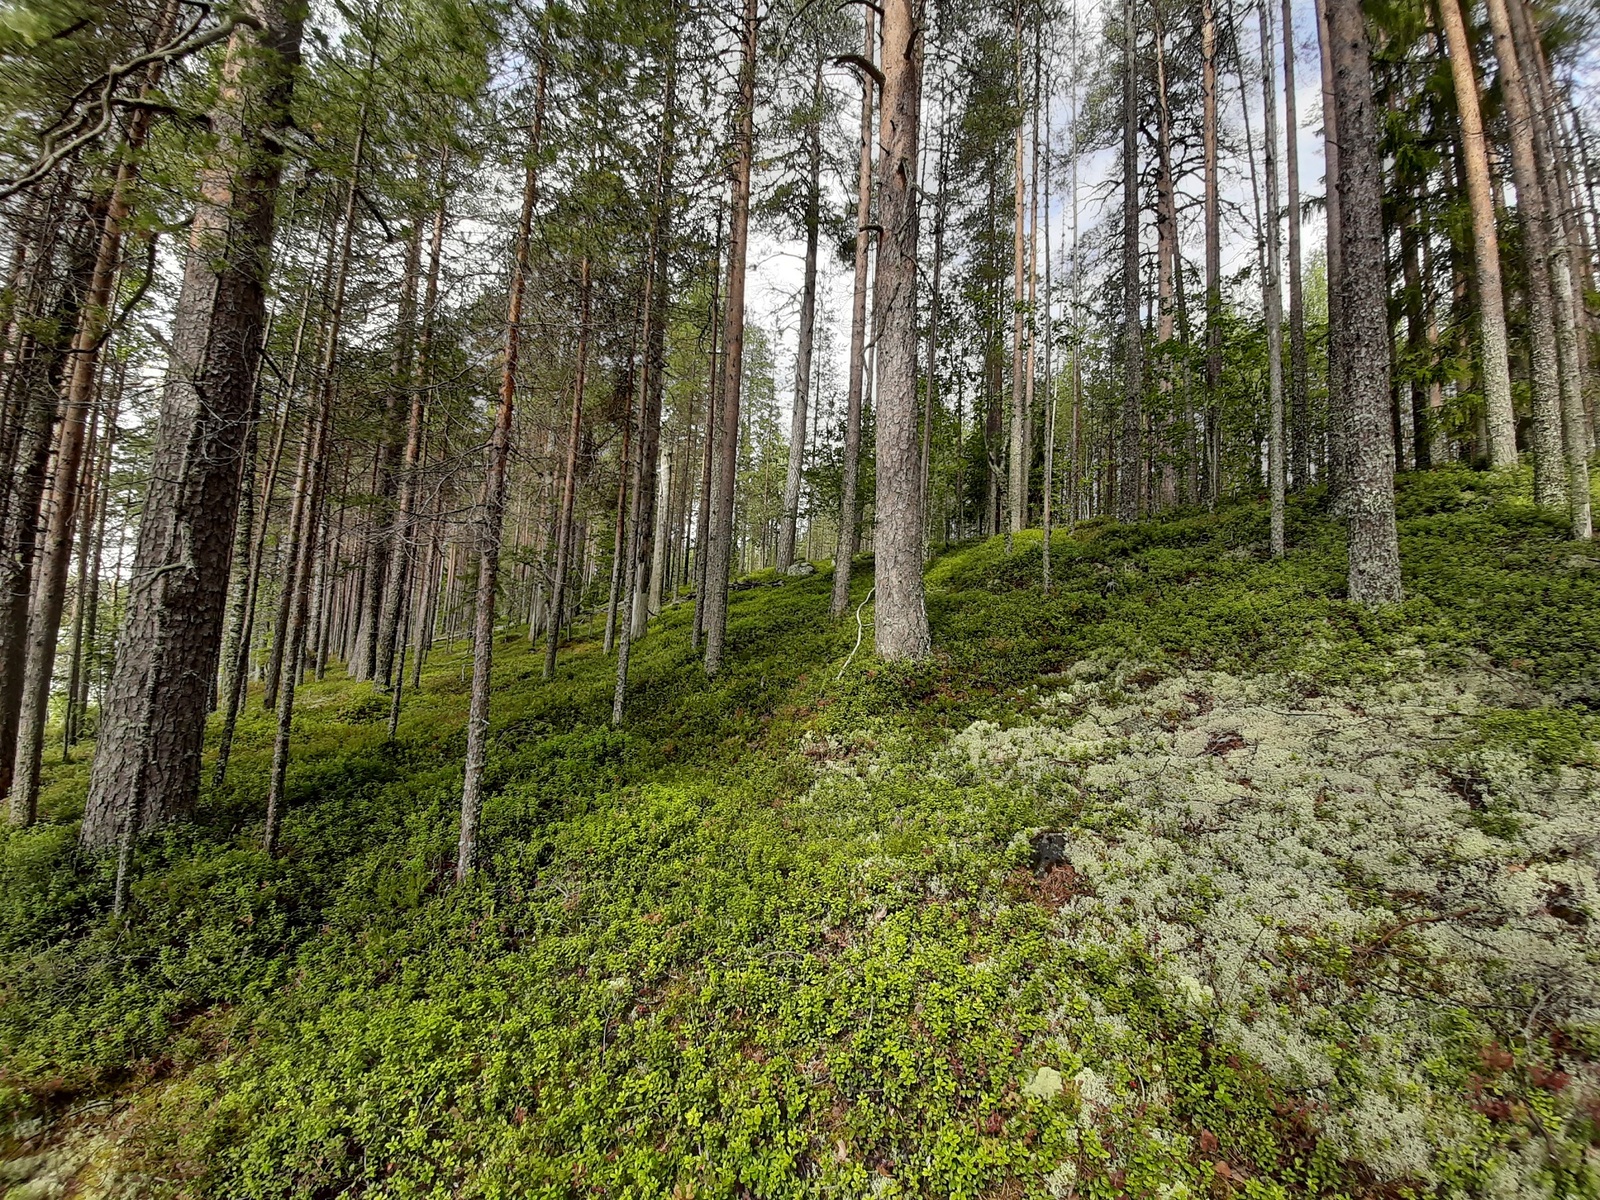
[1024,1066,1065,1099]
[1029,830,1068,877]
[785,560,816,577]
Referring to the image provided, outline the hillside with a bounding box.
[3,469,1598,1199]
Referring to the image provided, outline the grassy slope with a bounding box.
[1,468,1597,1198]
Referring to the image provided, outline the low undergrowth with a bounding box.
[1,466,1597,1198]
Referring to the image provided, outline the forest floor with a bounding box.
[2,467,1599,1200]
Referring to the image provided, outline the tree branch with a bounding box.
[0,13,262,202]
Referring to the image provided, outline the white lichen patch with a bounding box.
[949,660,1600,1192]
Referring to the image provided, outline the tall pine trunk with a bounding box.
[81,0,305,849]
[1327,0,1402,605]
[1438,0,1516,467]
[702,0,757,675]
[615,39,680,720]
[1316,0,1348,499]
[1483,0,1565,508]
[1117,0,1142,522]
[872,0,930,660]
[460,80,544,880]
[261,111,365,857]
[831,7,875,619]
[1260,0,1286,557]
[1282,0,1311,488]
[542,262,591,681]
[776,64,821,573]
[376,154,449,687]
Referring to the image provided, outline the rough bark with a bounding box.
[0,174,83,805]
[1327,0,1402,605]
[628,49,677,644]
[700,0,755,676]
[1509,0,1591,538]
[872,0,930,660]
[11,27,176,824]
[81,0,305,849]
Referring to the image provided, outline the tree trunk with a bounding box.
[1202,0,1223,505]
[923,90,947,560]
[1008,3,1027,543]
[1508,0,1592,538]
[1327,0,1402,605]
[349,223,421,681]
[1117,0,1142,523]
[702,0,757,676]
[11,47,173,825]
[258,95,369,856]
[1282,0,1311,489]
[376,155,448,687]
[543,260,591,682]
[1483,0,1564,507]
[1042,67,1055,588]
[614,40,679,720]
[1437,0,1516,468]
[691,215,722,652]
[1315,0,1348,499]
[831,6,875,619]
[80,0,305,849]
[62,378,107,756]
[872,0,930,659]
[1260,0,1286,557]
[777,64,821,573]
[460,79,544,881]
